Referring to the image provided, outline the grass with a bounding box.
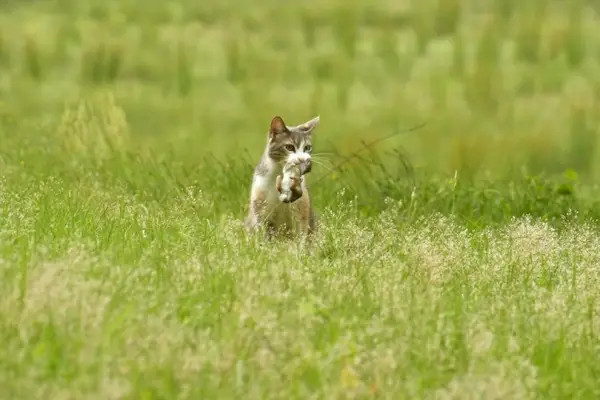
[1,0,600,398]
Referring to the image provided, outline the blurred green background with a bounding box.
[1,0,600,199]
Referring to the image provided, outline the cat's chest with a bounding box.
[253,174,294,222]
[253,174,279,201]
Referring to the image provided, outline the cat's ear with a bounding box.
[269,116,288,138]
[293,116,320,135]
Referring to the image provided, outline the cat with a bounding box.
[245,115,320,239]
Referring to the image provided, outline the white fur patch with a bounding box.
[286,139,311,165]
[253,170,278,197]
[252,169,280,215]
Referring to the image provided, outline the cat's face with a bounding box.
[266,116,319,170]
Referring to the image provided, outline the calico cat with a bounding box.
[245,115,320,239]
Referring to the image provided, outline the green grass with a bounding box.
[2,0,600,398]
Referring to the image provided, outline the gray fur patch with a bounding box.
[254,157,270,176]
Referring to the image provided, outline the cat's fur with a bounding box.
[245,115,320,239]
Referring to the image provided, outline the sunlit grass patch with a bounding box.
[1,189,599,397]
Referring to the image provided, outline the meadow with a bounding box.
[1,0,600,398]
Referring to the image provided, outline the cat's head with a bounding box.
[266,115,320,171]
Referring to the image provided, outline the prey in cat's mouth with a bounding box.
[276,159,312,203]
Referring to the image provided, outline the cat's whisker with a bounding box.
[310,155,332,161]
[310,156,334,163]
[309,160,331,169]
[311,152,336,157]
[310,154,330,161]
[309,158,334,168]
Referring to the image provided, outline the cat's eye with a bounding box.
[284,144,296,152]
[304,145,312,152]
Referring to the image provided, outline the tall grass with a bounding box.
[1,0,600,398]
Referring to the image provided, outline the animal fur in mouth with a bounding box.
[276,160,310,203]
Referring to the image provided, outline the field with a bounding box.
[1,0,600,398]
